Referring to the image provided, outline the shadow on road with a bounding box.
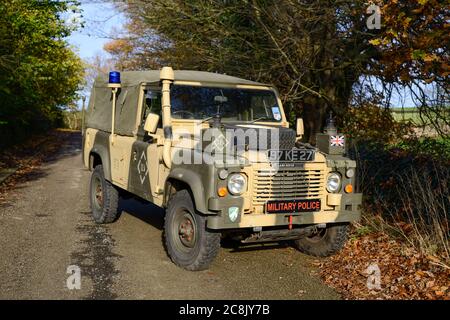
[118,197,165,230]
[117,195,294,254]
[221,236,293,253]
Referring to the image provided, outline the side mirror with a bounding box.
[144,113,160,134]
[296,118,304,137]
[214,95,228,103]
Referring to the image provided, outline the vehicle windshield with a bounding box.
[170,85,282,122]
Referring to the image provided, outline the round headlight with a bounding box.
[326,172,341,193]
[227,174,246,195]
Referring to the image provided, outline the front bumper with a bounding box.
[206,193,362,230]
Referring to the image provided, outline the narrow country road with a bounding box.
[0,132,339,300]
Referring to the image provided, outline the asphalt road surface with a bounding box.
[0,133,339,300]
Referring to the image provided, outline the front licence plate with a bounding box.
[266,199,321,214]
[268,149,315,162]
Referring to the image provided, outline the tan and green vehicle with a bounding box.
[83,67,362,271]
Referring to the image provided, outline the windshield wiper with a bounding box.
[250,116,271,123]
[200,116,214,123]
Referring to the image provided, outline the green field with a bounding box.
[391,108,423,124]
[390,107,449,127]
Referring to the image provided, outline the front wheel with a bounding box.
[294,223,349,257]
[164,190,220,271]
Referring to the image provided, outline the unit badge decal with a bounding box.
[137,151,149,184]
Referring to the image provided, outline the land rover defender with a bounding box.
[83,67,362,271]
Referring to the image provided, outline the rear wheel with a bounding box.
[164,190,220,271]
[89,165,120,224]
[294,223,349,257]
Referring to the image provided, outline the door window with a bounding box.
[142,88,162,128]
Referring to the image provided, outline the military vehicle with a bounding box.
[83,67,362,271]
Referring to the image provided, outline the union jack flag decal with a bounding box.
[330,135,345,147]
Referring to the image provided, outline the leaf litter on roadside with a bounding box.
[317,231,450,300]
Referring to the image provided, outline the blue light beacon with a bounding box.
[108,71,121,88]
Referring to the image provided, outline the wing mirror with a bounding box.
[144,113,160,134]
[214,95,228,103]
[296,118,304,137]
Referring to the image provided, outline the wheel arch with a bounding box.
[164,169,208,214]
[89,146,112,181]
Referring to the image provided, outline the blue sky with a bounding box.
[67,2,124,60]
[66,1,125,106]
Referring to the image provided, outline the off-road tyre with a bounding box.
[164,189,220,271]
[89,165,120,224]
[294,223,349,257]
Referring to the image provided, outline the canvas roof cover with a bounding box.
[93,70,267,87]
[86,70,269,136]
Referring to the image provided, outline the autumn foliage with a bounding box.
[369,0,449,87]
[342,103,414,145]
[0,0,84,148]
[106,0,448,143]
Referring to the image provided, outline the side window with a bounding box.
[142,88,162,127]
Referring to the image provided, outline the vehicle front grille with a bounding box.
[252,169,325,206]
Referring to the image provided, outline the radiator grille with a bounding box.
[252,169,325,206]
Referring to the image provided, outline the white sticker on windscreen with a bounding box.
[272,107,281,121]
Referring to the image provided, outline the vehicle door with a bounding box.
[128,85,164,203]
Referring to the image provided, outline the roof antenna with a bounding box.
[324,111,337,135]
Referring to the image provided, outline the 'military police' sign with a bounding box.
[266,199,321,213]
